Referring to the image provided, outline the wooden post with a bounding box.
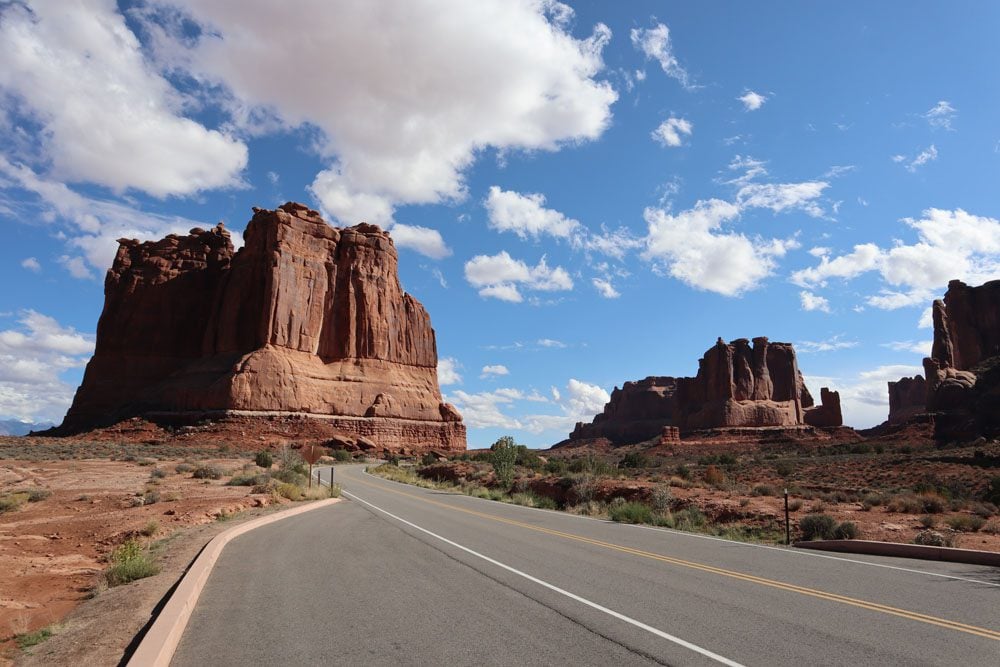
[784,488,791,545]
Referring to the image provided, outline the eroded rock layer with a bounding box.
[60,203,465,452]
[567,337,841,446]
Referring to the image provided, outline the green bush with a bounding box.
[833,521,859,540]
[945,515,985,532]
[275,482,304,501]
[332,449,352,462]
[103,538,160,587]
[175,462,196,473]
[673,507,707,530]
[192,465,223,480]
[149,468,167,479]
[619,452,650,469]
[228,472,268,487]
[421,452,438,466]
[490,436,518,489]
[254,450,273,469]
[675,464,692,480]
[25,487,52,502]
[985,476,1000,506]
[16,627,53,650]
[753,484,777,497]
[799,514,837,540]
[609,501,653,524]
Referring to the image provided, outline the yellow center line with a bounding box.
[351,473,1000,642]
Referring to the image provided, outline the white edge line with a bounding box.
[343,489,744,667]
[357,468,1000,588]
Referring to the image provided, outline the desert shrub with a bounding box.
[136,458,156,467]
[24,487,51,502]
[918,492,946,514]
[510,492,558,510]
[490,436,518,489]
[913,530,947,547]
[833,521,859,540]
[982,518,1000,535]
[141,520,159,537]
[861,493,884,511]
[984,476,1000,506]
[675,464,692,480]
[271,467,307,486]
[104,538,160,587]
[16,627,53,650]
[774,461,794,478]
[799,514,837,540]
[568,454,614,476]
[571,476,597,503]
[275,482,304,501]
[739,498,751,507]
[886,493,925,514]
[332,449,352,462]
[175,462,196,473]
[619,452,650,469]
[544,458,568,475]
[327,483,342,498]
[945,515,985,532]
[228,472,268,487]
[609,501,653,524]
[807,501,827,513]
[970,502,997,518]
[279,447,308,476]
[0,494,26,514]
[192,465,223,480]
[699,453,737,467]
[752,484,776,497]
[703,465,726,486]
[918,515,935,528]
[514,446,544,470]
[651,486,673,512]
[143,490,160,505]
[787,499,803,511]
[149,468,167,479]
[254,450,273,469]
[421,452,438,466]
[673,507,707,531]
[251,479,278,494]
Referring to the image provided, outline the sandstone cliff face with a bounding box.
[921,279,1000,438]
[568,337,841,445]
[887,375,926,425]
[61,203,465,452]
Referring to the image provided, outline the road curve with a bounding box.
[172,464,1000,666]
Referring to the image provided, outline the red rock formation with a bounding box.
[887,375,926,425]
[922,279,1000,438]
[59,203,465,452]
[567,337,841,445]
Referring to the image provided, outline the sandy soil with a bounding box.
[0,453,286,664]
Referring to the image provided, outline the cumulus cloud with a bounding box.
[738,90,767,111]
[924,100,957,130]
[792,208,1000,309]
[808,364,924,428]
[437,357,462,386]
[799,290,830,313]
[641,199,798,296]
[521,378,609,434]
[797,335,858,353]
[0,0,247,197]
[147,1,616,228]
[446,388,523,429]
[388,223,452,259]
[58,255,93,280]
[736,181,828,217]
[0,310,94,422]
[485,186,582,241]
[481,364,510,378]
[20,257,40,272]
[464,251,573,302]
[592,277,620,299]
[651,117,693,147]
[882,340,932,356]
[918,307,933,329]
[630,23,691,88]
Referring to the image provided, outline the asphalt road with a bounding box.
[172,464,1000,666]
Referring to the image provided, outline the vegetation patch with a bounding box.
[103,538,160,587]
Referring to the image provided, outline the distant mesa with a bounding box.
[55,202,466,453]
[563,336,843,447]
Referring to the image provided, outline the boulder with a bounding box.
[58,203,466,452]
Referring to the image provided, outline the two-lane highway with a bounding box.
[172,464,999,666]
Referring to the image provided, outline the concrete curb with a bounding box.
[127,498,342,667]
[793,539,1000,567]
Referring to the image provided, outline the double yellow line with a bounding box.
[353,473,1000,642]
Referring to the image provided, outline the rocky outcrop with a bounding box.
[59,203,465,452]
[887,376,927,425]
[567,337,841,445]
[922,279,1000,439]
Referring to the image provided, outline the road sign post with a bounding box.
[301,444,326,488]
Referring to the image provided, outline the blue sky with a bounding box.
[1,1,998,446]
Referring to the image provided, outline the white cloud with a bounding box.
[464,251,573,302]
[799,290,831,313]
[20,257,41,272]
[0,310,95,422]
[642,199,798,296]
[592,277,620,298]
[651,117,693,147]
[388,223,452,259]
[485,186,582,241]
[895,144,938,172]
[924,100,957,130]
[0,0,247,197]
[58,255,93,280]
[150,1,615,227]
[725,155,769,185]
[537,338,567,348]
[521,378,609,434]
[481,364,510,378]
[630,23,691,88]
[882,340,932,356]
[918,307,933,329]
[738,90,767,111]
[797,335,858,353]
[810,364,924,428]
[736,181,828,217]
[808,246,830,257]
[446,388,523,429]
[792,208,1000,309]
[437,357,462,386]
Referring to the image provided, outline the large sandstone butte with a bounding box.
[887,375,927,425]
[58,203,466,452]
[566,337,842,446]
[920,279,1000,438]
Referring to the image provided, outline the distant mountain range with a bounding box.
[0,420,54,436]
